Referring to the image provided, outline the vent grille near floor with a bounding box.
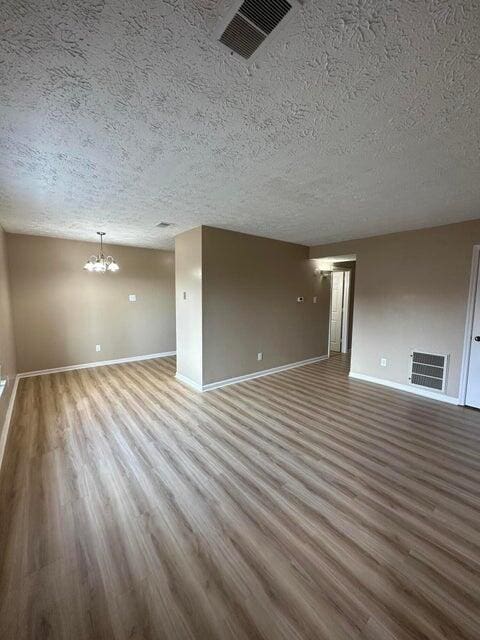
[409,351,448,392]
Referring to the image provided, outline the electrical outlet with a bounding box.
[96,344,101,352]
[128,294,136,302]
[257,352,263,361]
[380,358,387,367]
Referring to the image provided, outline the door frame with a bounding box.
[329,270,344,355]
[327,272,332,359]
[341,270,351,353]
[459,244,480,406]
[328,269,352,355]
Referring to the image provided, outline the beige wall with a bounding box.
[202,227,329,385]
[0,227,16,432]
[310,219,480,398]
[7,234,176,373]
[175,227,203,386]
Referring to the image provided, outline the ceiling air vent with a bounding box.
[409,351,448,392]
[216,0,298,61]
[156,222,173,228]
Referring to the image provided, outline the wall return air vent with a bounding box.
[409,351,448,393]
[215,0,298,60]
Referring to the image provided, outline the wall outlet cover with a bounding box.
[257,352,263,361]
[96,344,101,352]
[128,294,137,302]
[380,358,387,367]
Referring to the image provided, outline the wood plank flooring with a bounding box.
[1,354,480,639]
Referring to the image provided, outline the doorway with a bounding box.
[462,245,480,408]
[313,255,356,361]
[330,271,346,353]
[328,260,355,355]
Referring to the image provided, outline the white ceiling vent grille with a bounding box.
[216,0,297,61]
[409,351,448,392]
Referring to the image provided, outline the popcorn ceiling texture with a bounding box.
[1,0,479,249]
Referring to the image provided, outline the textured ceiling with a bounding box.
[1,0,480,249]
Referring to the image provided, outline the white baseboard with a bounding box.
[349,371,459,405]
[17,351,177,379]
[176,355,329,393]
[204,355,329,392]
[175,372,203,392]
[0,376,20,472]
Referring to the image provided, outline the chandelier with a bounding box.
[84,232,119,273]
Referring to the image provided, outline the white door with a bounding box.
[330,271,344,353]
[466,260,480,408]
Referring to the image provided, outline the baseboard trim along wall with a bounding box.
[176,355,329,393]
[175,372,204,392]
[0,376,20,473]
[17,351,177,379]
[349,371,459,405]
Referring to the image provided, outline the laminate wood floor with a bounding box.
[1,354,480,640]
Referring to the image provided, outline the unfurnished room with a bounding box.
[1,1,480,639]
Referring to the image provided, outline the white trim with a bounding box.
[0,376,20,472]
[175,372,203,392]
[459,244,480,406]
[341,270,351,354]
[327,273,332,358]
[17,351,177,379]
[349,371,459,405]
[329,271,344,354]
[203,355,329,391]
[176,355,329,393]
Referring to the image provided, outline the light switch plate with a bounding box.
[380,358,387,367]
[128,294,137,302]
[257,352,263,361]
[96,344,101,352]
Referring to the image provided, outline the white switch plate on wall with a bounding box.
[257,352,263,361]
[96,344,101,352]
[380,358,387,367]
[129,294,137,302]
